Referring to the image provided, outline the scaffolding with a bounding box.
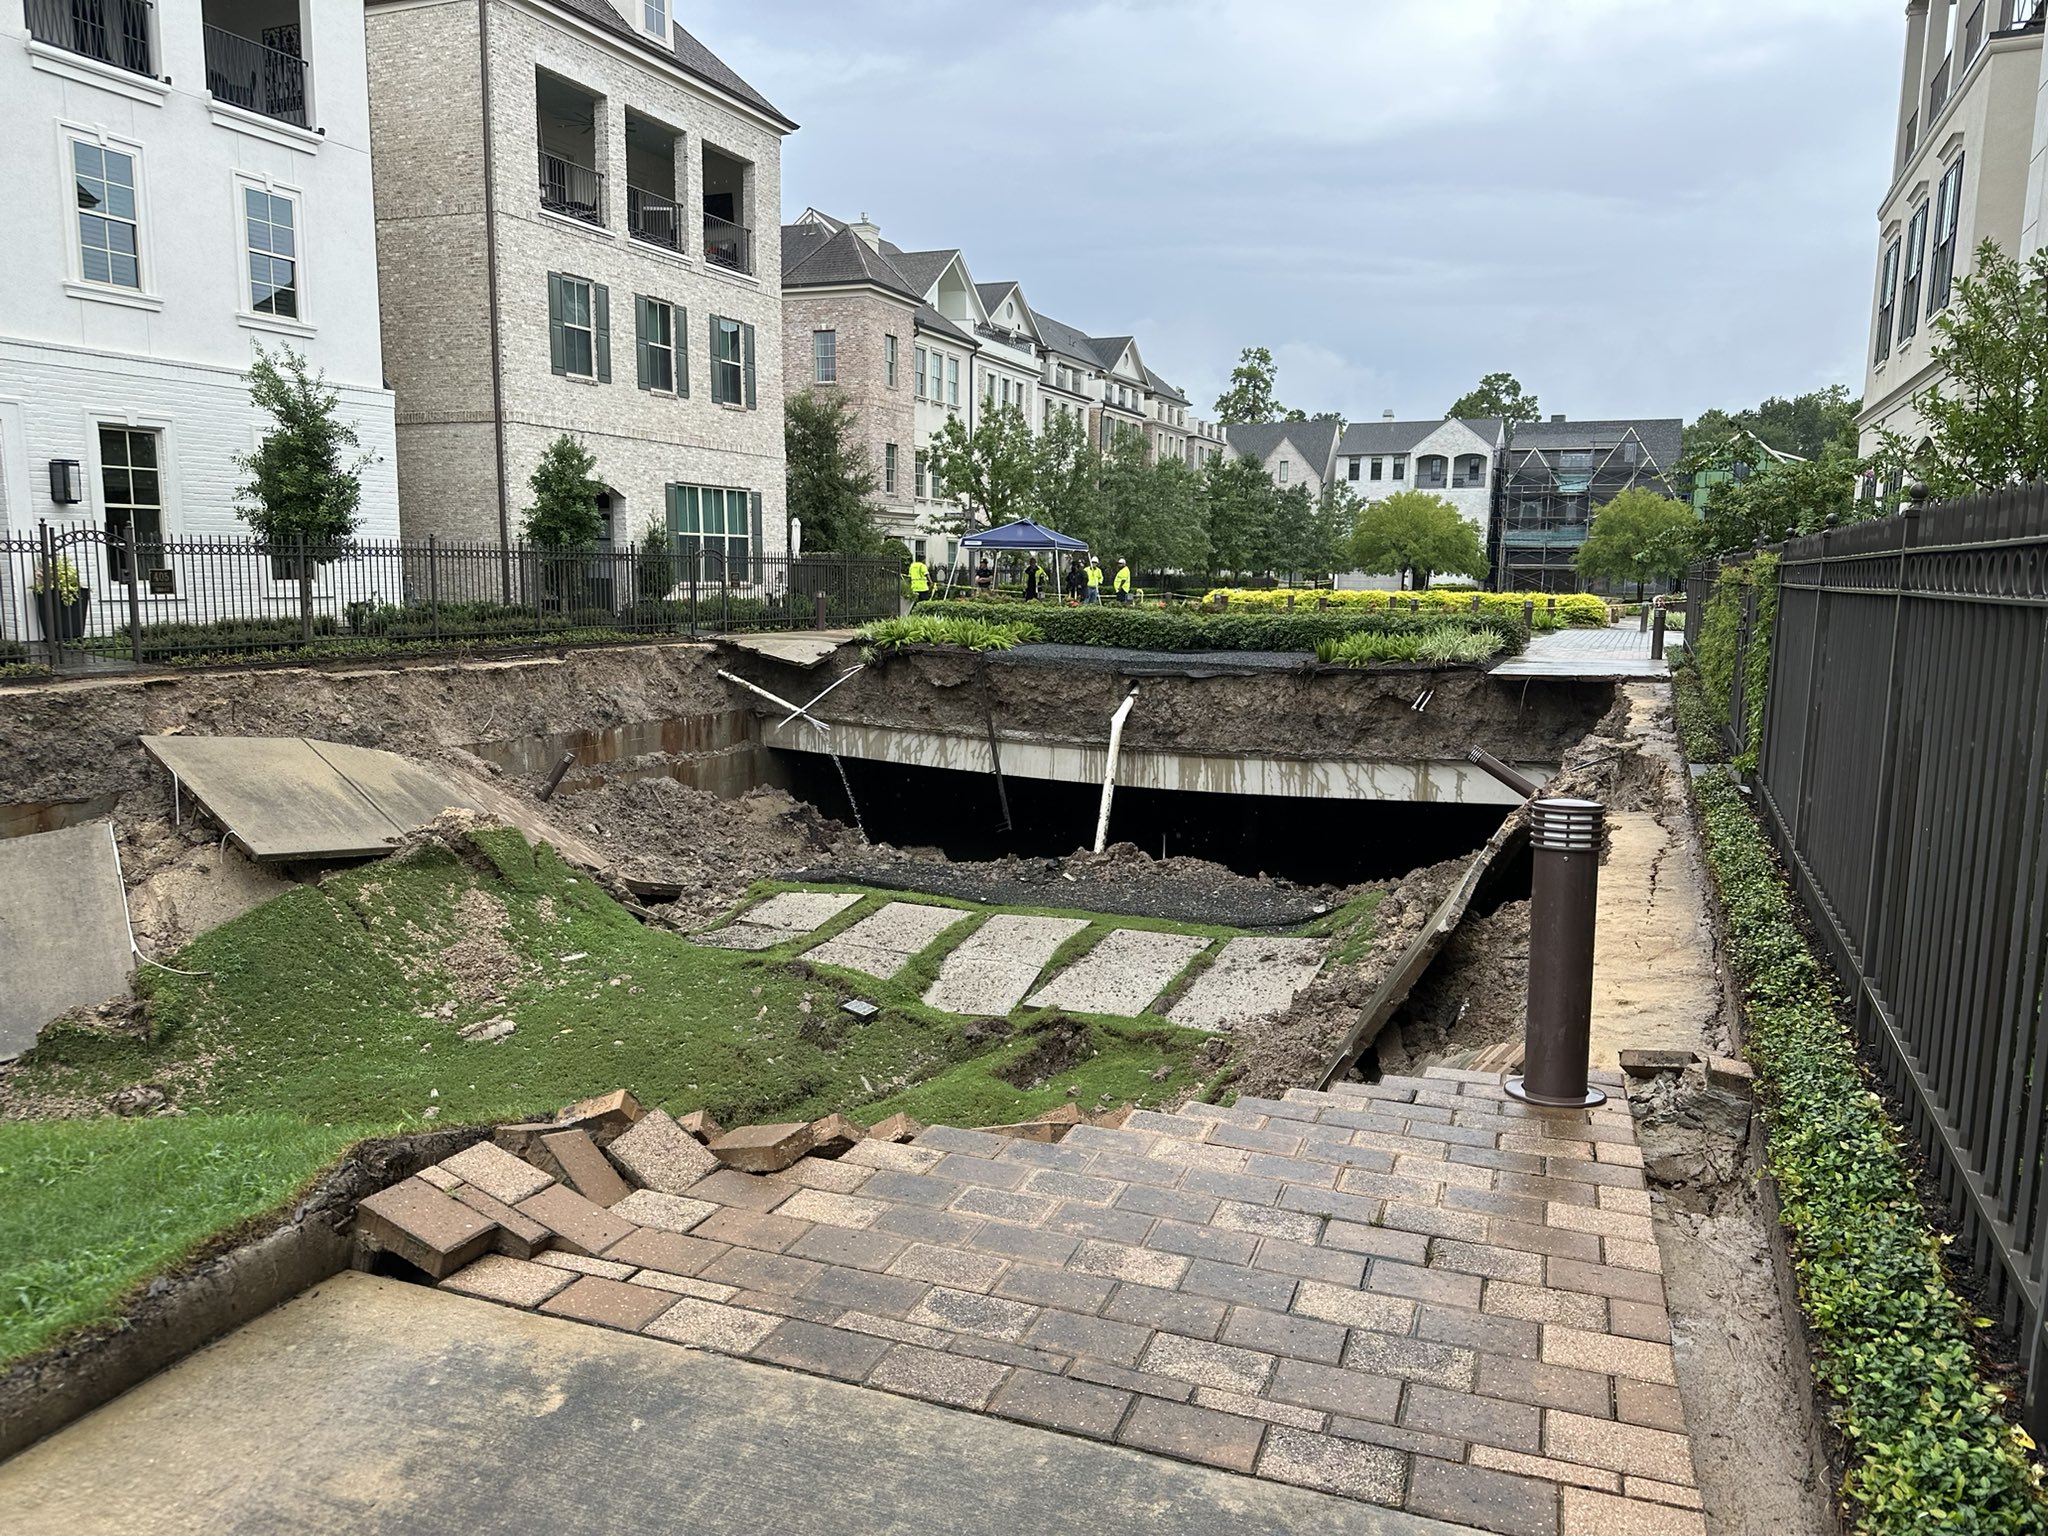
[1490,420,1684,593]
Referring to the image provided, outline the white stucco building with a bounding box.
[1,0,397,630]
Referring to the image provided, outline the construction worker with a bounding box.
[907,555,929,608]
[1085,556,1104,603]
[1113,558,1133,604]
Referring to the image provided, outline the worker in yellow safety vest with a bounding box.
[1084,558,1103,603]
[907,557,929,606]
[1113,559,1132,604]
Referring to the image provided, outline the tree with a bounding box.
[235,345,365,549]
[1446,372,1540,425]
[1031,409,1102,538]
[924,403,1037,531]
[1881,241,2048,497]
[1682,385,1859,462]
[1349,491,1487,590]
[1694,448,1862,556]
[785,389,889,554]
[1576,487,1698,599]
[1214,346,1286,425]
[522,433,603,546]
[1204,453,1281,574]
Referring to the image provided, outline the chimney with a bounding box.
[851,212,882,250]
[1550,413,1565,423]
[1381,409,1395,420]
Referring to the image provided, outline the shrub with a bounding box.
[912,599,1524,656]
[1314,624,1505,667]
[859,614,1042,654]
[1691,553,1777,769]
[1202,587,1608,630]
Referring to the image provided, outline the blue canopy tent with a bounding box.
[949,518,1090,598]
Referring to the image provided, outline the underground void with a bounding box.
[772,752,1514,886]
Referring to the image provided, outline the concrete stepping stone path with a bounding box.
[1166,936,1327,1031]
[695,891,861,951]
[803,901,972,980]
[1026,929,1211,1017]
[922,914,1089,1015]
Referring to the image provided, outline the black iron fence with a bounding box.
[1,524,901,673]
[1686,483,2048,1430]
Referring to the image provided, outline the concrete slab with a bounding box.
[0,821,133,1061]
[804,900,972,979]
[923,914,1090,1015]
[1490,623,1677,681]
[720,630,856,668]
[0,1273,1481,1536]
[141,735,481,861]
[1028,928,1211,1017]
[695,890,861,950]
[1167,937,1326,1032]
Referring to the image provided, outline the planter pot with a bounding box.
[38,590,89,642]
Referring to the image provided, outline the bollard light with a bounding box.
[1507,797,1607,1108]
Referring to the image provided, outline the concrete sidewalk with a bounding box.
[1491,624,1677,681]
[0,1273,1477,1536]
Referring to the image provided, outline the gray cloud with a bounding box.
[694,0,1893,423]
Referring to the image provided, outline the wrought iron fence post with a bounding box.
[124,520,143,664]
[37,520,61,670]
[722,557,731,635]
[688,555,698,641]
[296,529,312,645]
[428,534,441,642]
[1856,493,1923,1008]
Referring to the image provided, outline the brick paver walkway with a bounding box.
[438,1068,1702,1536]
[1490,624,1676,681]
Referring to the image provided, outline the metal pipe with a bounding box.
[1506,797,1607,1108]
[538,751,576,801]
[1092,686,1138,854]
[1466,747,1540,798]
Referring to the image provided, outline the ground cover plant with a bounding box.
[1676,665,2045,1533]
[859,613,1042,655]
[1313,625,1505,667]
[1202,587,1610,629]
[1690,552,1778,768]
[909,599,1523,656]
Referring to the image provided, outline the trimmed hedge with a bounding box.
[1678,670,2045,1533]
[910,599,1525,656]
[1202,586,1611,630]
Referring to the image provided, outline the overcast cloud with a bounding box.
[690,0,1894,426]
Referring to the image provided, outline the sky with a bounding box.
[687,0,1896,428]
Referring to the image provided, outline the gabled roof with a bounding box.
[1143,367,1187,406]
[1507,417,1684,469]
[1336,418,1501,456]
[887,249,961,297]
[780,224,922,299]
[914,304,977,348]
[1225,419,1342,473]
[1091,336,1142,377]
[1032,312,1102,368]
[501,0,795,129]
[975,281,1019,312]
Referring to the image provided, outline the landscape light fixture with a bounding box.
[48,459,82,505]
[840,998,879,1020]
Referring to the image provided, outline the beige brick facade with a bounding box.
[781,288,919,537]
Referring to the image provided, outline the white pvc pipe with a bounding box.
[1093,687,1138,853]
[716,669,829,736]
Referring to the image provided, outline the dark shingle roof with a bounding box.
[517,0,795,129]
[1508,417,1684,469]
[975,281,1020,312]
[1089,335,1138,373]
[1225,419,1341,473]
[1336,418,1503,456]
[1032,312,1101,367]
[781,224,922,298]
[914,304,976,347]
[888,249,960,297]
[1142,367,1187,405]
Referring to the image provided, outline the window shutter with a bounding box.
[635,296,652,391]
[742,322,757,409]
[709,313,722,402]
[676,306,689,397]
[594,284,611,383]
[548,272,567,375]
[750,490,764,579]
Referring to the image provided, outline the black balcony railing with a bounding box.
[25,0,153,76]
[1929,53,1952,120]
[203,25,309,127]
[539,150,604,226]
[627,185,681,250]
[702,211,751,273]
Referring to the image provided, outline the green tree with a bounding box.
[1090,430,1211,574]
[785,388,889,554]
[924,403,1037,531]
[235,345,365,549]
[1881,241,2048,496]
[522,433,603,546]
[1446,372,1540,425]
[1682,385,1860,462]
[1694,447,1863,556]
[1576,487,1698,598]
[1204,453,1280,573]
[1031,409,1103,539]
[1348,490,1487,590]
[1214,346,1286,425]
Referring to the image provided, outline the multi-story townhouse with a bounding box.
[1495,415,1683,592]
[1223,419,1342,496]
[1858,0,2046,457]
[2,0,397,627]
[1328,415,1502,590]
[1144,369,1190,467]
[364,0,793,575]
[1185,418,1228,471]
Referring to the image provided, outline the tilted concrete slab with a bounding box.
[1028,928,1211,1017]
[1167,936,1327,1031]
[0,1274,1480,1536]
[141,736,481,862]
[719,630,856,668]
[803,900,972,979]
[1490,623,1678,681]
[694,890,861,951]
[0,822,133,1060]
[923,914,1089,1015]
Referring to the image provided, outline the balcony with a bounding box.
[628,185,680,249]
[624,108,681,251]
[539,149,604,226]
[25,0,152,76]
[203,25,308,127]
[702,211,750,273]
[701,141,751,274]
[1928,53,1952,121]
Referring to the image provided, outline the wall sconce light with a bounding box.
[48,460,83,505]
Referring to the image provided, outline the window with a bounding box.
[100,426,163,584]
[1417,455,1448,488]
[709,314,754,406]
[1370,457,1383,481]
[243,186,297,317]
[1278,459,1289,483]
[1453,453,1487,488]
[548,273,609,380]
[1874,238,1900,363]
[74,140,140,289]
[642,0,665,33]
[885,334,899,388]
[947,357,959,406]
[914,451,927,498]
[1927,154,1965,314]
[1392,455,1406,480]
[915,346,928,399]
[636,296,680,393]
[1899,203,1928,341]
[884,442,897,493]
[666,484,752,579]
[813,329,836,383]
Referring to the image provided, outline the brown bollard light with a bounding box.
[1651,604,1667,660]
[1506,797,1607,1108]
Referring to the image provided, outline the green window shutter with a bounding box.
[708,313,723,402]
[547,272,566,375]
[742,321,757,408]
[750,490,764,580]
[676,306,689,397]
[594,284,611,383]
[635,296,652,390]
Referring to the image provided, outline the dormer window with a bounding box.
[642,0,666,37]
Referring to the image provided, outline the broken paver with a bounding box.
[1167,937,1326,1031]
[1027,928,1211,1016]
[803,901,971,979]
[870,1113,924,1144]
[695,891,861,950]
[355,1177,499,1280]
[450,1184,553,1259]
[439,1254,574,1308]
[711,1122,817,1173]
[438,1140,554,1206]
[553,1088,643,1147]
[542,1128,631,1206]
[607,1109,720,1194]
[515,1184,635,1257]
[922,914,1089,1015]
[612,1189,716,1234]
[808,1114,865,1158]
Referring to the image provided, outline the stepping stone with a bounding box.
[695,891,860,950]
[1028,929,1211,1017]
[1167,937,1327,1032]
[923,915,1089,1015]
[804,901,972,979]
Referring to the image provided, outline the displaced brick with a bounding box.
[356,1177,499,1280]
[540,1129,631,1207]
[489,1121,567,1178]
[1616,1050,1696,1078]
[439,1254,574,1308]
[808,1112,866,1158]
[611,1188,716,1235]
[553,1088,643,1146]
[711,1121,818,1173]
[606,1109,720,1195]
[534,1250,637,1280]
[676,1109,723,1143]
[1703,1057,1753,1097]
[441,1140,555,1206]
[775,1188,889,1230]
[683,1168,790,1212]
[514,1183,635,1257]
[868,1111,925,1144]
[416,1163,462,1192]
[1089,1103,1135,1129]
[449,1183,551,1259]
[771,1157,874,1195]
[539,1274,673,1331]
